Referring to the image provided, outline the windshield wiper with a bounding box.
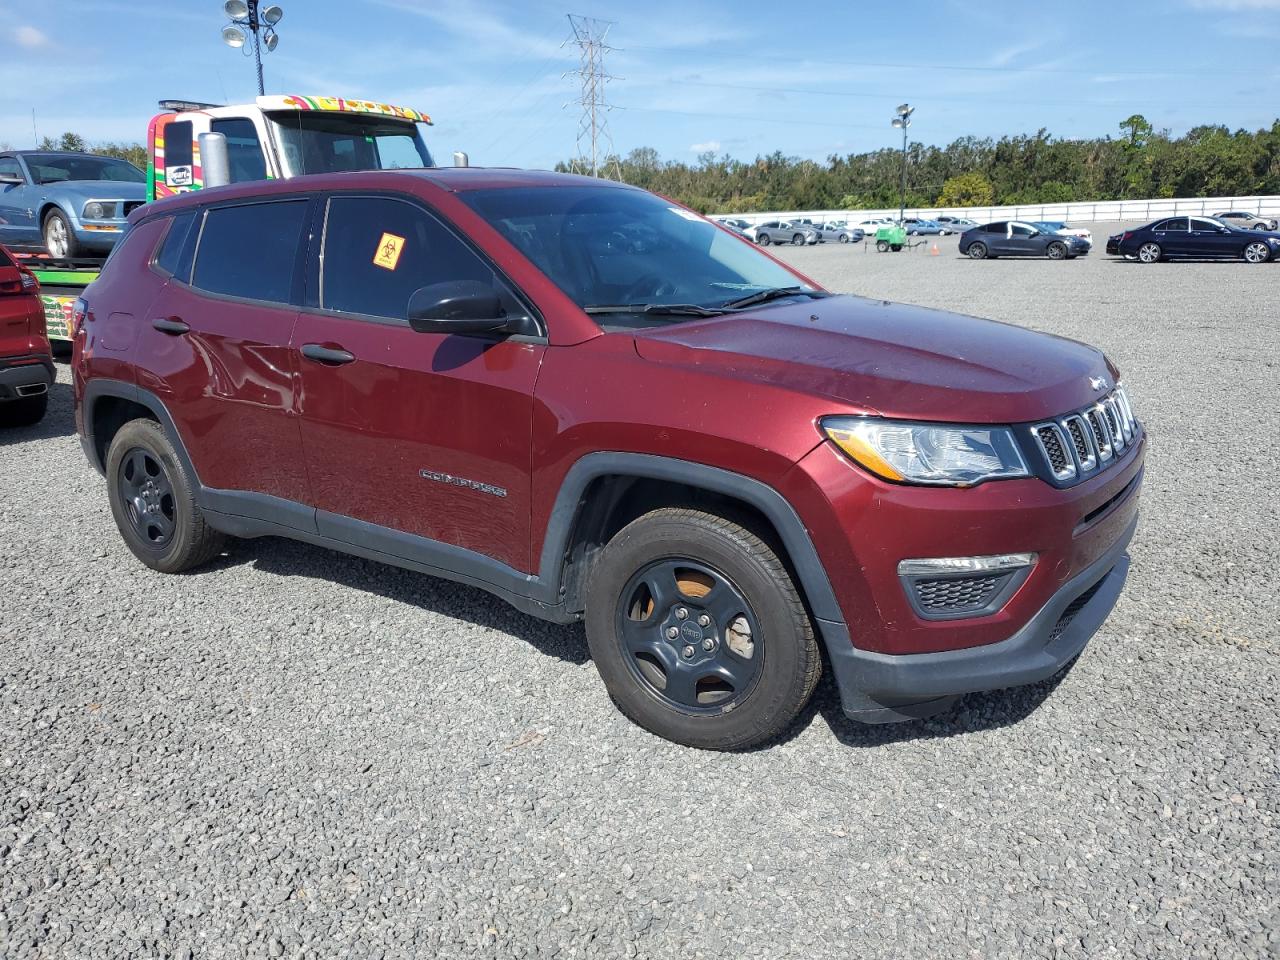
[583,303,729,317]
[720,286,828,309]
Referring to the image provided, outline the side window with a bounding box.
[0,157,22,182]
[1190,218,1218,231]
[153,211,197,280]
[1011,223,1035,237]
[1157,217,1188,232]
[985,222,1006,233]
[321,195,520,322]
[192,200,307,304]
[164,121,194,188]
[210,118,268,183]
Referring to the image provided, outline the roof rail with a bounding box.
[157,99,224,113]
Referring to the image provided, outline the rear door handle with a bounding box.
[152,317,190,335]
[301,343,355,365]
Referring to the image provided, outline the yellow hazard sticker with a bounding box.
[373,232,406,270]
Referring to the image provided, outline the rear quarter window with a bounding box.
[153,211,197,280]
[192,200,308,304]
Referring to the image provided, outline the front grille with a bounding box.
[1029,388,1139,486]
[123,201,144,216]
[913,573,1007,612]
[1047,578,1105,644]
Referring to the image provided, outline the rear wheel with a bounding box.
[875,240,889,252]
[967,241,988,260]
[106,419,226,573]
[0,394,48,428]
[1047,241,1067,260]
[1243,241,1271,263]
[1138,242,1162,263]
[585,508,821,750]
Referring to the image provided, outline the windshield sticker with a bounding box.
[668,207,702,222]
[373,232,405,270]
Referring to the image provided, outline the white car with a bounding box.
[853,217,894,234]
[1035,221,1093,247]
[742,220,819,246]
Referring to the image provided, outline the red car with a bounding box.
[0,243,53,427]
[72,170,1144,749]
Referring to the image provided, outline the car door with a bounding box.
[146,196,313,509]
[291,192,545,572]
[1189,217,1234,258]
[1153,217,1189,257]
[1008,222,1040,255]
[0,156,38,246]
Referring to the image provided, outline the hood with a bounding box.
[631,295,1115,423]
[42,180,146,203]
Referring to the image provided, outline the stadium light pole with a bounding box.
[221,1,284,96]
[891,103,914,224]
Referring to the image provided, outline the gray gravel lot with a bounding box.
[2,228,1277,959]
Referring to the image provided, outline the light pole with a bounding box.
[221,1,283,96]
[891,103,914,224]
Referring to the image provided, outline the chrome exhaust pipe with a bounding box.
[15,383,48,397]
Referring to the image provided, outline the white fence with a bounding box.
[724,194,1280,226]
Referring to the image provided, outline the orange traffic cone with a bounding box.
[930,243,940,256]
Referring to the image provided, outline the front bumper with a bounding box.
[824,514,1135,721]
[0,355,55,400]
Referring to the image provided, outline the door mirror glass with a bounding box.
[407,280,508,335]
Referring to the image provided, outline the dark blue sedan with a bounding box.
[1113,216,1280,263]
[959,221,1091,260]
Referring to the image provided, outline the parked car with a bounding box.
[715,218,752,236]
[0,151,146,259]
[1114,216,1280,263]
[854,216,893,234]
[74,168,1143,750]
[0,243,53,427]
[743,220,818,246]
[959,221,1091,259]
[904,218,949,236]
[811,221,864,243]
[1212,211,1277,231]
[1034,222,1093,247]
[937,216,977,229]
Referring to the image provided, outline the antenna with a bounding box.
[563,14,621,179]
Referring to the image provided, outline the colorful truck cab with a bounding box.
[35,94,436,343]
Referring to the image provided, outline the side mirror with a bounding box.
[407,280,508,335]
[0,173,23,185]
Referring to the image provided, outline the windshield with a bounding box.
[460,185,814,325]
[267,112,434,176]
[23,153,145,185]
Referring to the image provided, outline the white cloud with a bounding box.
[690,140,721,153]
[14,25,50,48]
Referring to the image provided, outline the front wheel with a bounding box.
[105,419,226,573]
[585,508,821,750]
[1138,242,1162,263]
[1244,241,1271,263]
[43,209,81,260]
[1047,241,1067,260]
[837,233,849,243]
[791,233,805,245]
[756,233,771,246]
[875,239,889,252]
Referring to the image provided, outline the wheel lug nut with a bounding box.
[702,638,715,651]
[666,627,679,640]
[697,615,710,627]
[682,645,694,659]
[675,607,688,620]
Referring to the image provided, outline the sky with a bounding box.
[1,0,1278,170]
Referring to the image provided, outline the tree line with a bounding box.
[557,115,1280,213]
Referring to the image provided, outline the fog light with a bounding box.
[897,553,1037,576]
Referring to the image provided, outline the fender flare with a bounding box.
[80,379,200,484]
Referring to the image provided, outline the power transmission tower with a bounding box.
[564,14,621,179]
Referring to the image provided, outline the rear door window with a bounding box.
[320,195,523,323]
[1156,217,1188,232]
[192,200,308,304]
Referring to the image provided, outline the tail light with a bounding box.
[71,296,89,336]
[19,267,38,292]
[1121,232,1132,241]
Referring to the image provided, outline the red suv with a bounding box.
[0,243,53,427]
[72,170,1144,749]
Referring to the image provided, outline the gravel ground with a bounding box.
[2,229,1277,959]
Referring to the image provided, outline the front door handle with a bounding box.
[301,343,355,365]
[152,317,190,335]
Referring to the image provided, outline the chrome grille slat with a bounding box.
[1086,407,1113,462]
[1063,414,1097,471]
[1030,389,1137,485]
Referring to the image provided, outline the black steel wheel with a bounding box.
[105,418,226,573]
[586,508,820,750]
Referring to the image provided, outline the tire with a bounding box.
[105,418,226,573]
[585,508,821,750]
[1138,242,1162,263]
[757,233,771,246]
[1243,241,1271,263]
[0,393,48,428]
[837,233,849,243]
[1047,241,1067,260]
[43,209,81,260]
[891,244,902,252]
[966,242,988,260]
[791,233,805,245]
[875,240,888,252]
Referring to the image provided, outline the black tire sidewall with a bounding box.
[105,419,212,573]
[585,513,815,750]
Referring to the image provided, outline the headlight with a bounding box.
[821,417,1030,487]
[83,202,114,219]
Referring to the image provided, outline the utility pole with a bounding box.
[564,14,621,179]
[891,103,914,224]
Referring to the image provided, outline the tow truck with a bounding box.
[30,94,451,345]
